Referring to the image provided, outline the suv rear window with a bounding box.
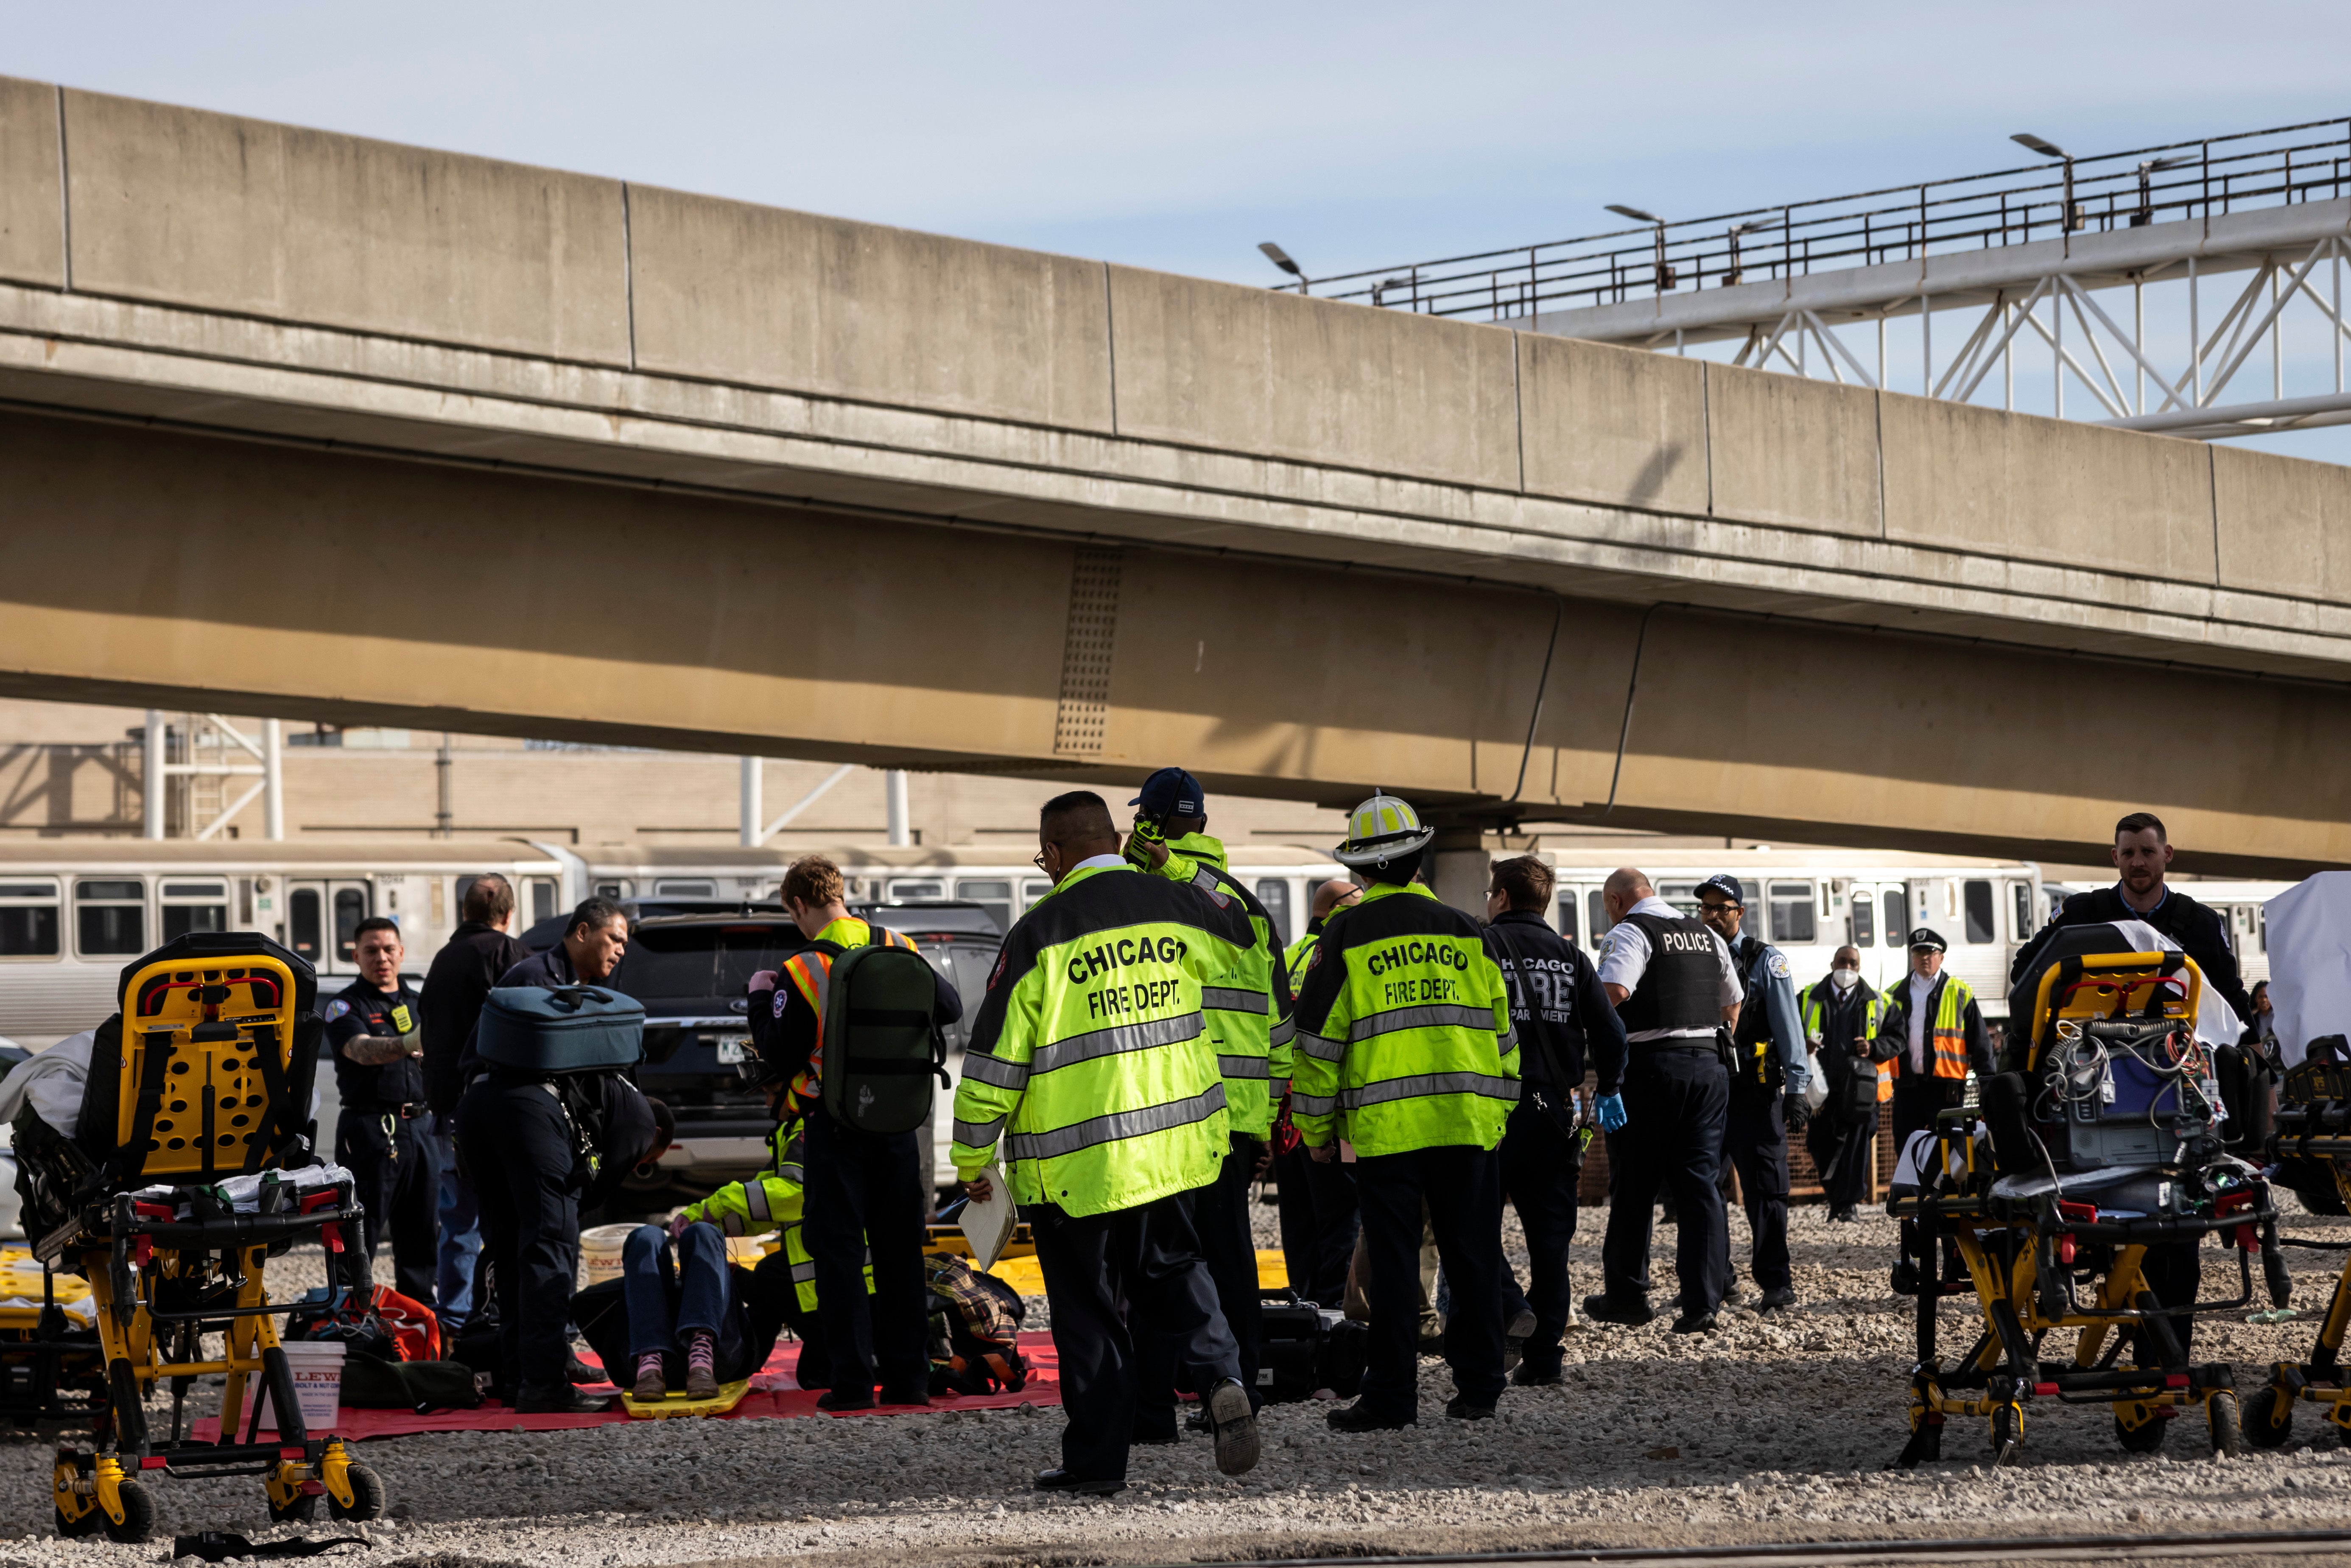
[616,923,808,1000]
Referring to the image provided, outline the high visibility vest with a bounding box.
[1155,833,1294,1140]
[1882,975,1976,1082]
[677,1121,870,1311]
[781,917,918,1107]
[950,863,1258,1217]
[1803,981,1891,1103]
[1288,880,1519,1159]
[1283,931,1320,995]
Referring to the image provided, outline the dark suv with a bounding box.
[608,914,810,1197]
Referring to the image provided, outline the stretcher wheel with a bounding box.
[54,1499,101,1539]
[1989,1403,2023,1465]
[2243,1385,2294,1450]
[267,1489,319,1523]
[329,1462,385,1523]
[2208,1390,2248,1459]
[103,1479,156,1543]
[2115,1407,2168,1454]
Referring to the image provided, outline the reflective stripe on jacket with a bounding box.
[949,863,1258,1216]
[1803,980,1890,1102]
[1287,880,1519,1158]
[677,1121,869,1311]
[1156,833,1294,1139]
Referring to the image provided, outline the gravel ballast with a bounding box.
[9,1203,2351,1565]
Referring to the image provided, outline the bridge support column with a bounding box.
[143,710,166,841]
[1427,826,1490,917]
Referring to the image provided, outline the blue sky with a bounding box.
[13,2,2351,456]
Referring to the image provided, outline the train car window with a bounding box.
[75,879,146,956]
[161,880,229,942]
[528,878,559,925]
[1851,895,1876,948]
[651,878,717,897]
[956,879,1014,935]
[1884,892,1906,947]
[1740,879,1763,911]
[594,881,630,899]
[1023,878,1053,911]
[1657,882,1700,917]
[2012,882,2033,941]
[290,888,323,962]
[1254,880,1292,947]
[1768,882,1816,945]
[333,888,368,964]
[0,879,60,957]
[1962,880,1996,944]
[888,879,946,900]
[1588,890,1612,945]
[1554,894,1579,945]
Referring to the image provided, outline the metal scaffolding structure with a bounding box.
[1288,119,2351,440]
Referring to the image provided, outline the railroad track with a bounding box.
[1186,1529,2351,1567]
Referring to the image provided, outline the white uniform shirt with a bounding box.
[1597,895,1743,1042]
[1907,972,1937,1074]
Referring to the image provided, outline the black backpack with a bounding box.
[819,931,949,1135]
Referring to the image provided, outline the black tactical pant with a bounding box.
[1496,1097,1580,1377]
[1275,1140,1358,1310]
[800,1105,930,1400]
[1139,1134,1265,1435]
[1723,1093,1791,1291]
[1600,1045,1730,1314]
[454,1078,578,1393]
[1034,1190,1239,1483]
[337,1106,438,1304]
[1356,1142,1507,1420]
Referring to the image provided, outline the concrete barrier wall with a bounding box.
[1106,265,1520,489]
[2213,444,2351,601]
[1881,393,2216,580]
[1707,361,1882,535]
[23,75,2351,621]
[59,88,632,366]
[0,78,63,289]
[628,186,1115,431]
[1516,333,1707,514]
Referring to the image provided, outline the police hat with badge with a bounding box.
[1907,928,1948,953]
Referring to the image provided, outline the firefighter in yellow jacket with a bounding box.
[951,790,1264,1495]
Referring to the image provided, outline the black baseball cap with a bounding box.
[1907,927,1947,953]
[1130,767,1205,821]
[1696,874,1746,906]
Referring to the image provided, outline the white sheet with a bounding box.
[2264,872,2351,1070]
[0,1031,95,1137]
[2103,919,2245,1051]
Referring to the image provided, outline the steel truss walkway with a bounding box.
[1289,121,2351,441]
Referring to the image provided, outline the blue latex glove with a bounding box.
[1595,1093,1627,1133]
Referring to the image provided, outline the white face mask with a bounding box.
[1832,967,1859,989]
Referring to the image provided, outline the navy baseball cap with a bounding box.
[1696,873,1746,905]
[1130,766,1205,820]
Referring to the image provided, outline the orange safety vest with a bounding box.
[780,917,918,1108]
[1888,974,1976,1082]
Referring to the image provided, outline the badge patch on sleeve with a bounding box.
[323,1000,351,1021]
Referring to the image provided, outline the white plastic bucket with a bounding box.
[579,1223,639,1291]
[254,1340,345,1433]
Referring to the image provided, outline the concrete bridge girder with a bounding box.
[6,408,2346,878]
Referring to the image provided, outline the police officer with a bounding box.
[1275,879,1362,1311]
[747,853,961,1413]
[325,916,436,1303]
[1872,928,1992,1147]
[1482,855,1625,1385]
[1693,873,1809,1313]
[1800,946,1884,1222]
[952,791,1262,1494]
[1292,793,1519,1429]
[1125,766,1295,1435]
[1586,868,1743,1334]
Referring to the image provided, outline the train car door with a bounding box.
[287,878,371,975]
[1851,881,1909,993]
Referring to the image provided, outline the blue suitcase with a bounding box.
[476,985,644,1073]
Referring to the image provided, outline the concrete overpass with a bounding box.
[0,77,2348,875]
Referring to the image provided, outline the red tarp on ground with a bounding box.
[190,1331,1060,1441]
